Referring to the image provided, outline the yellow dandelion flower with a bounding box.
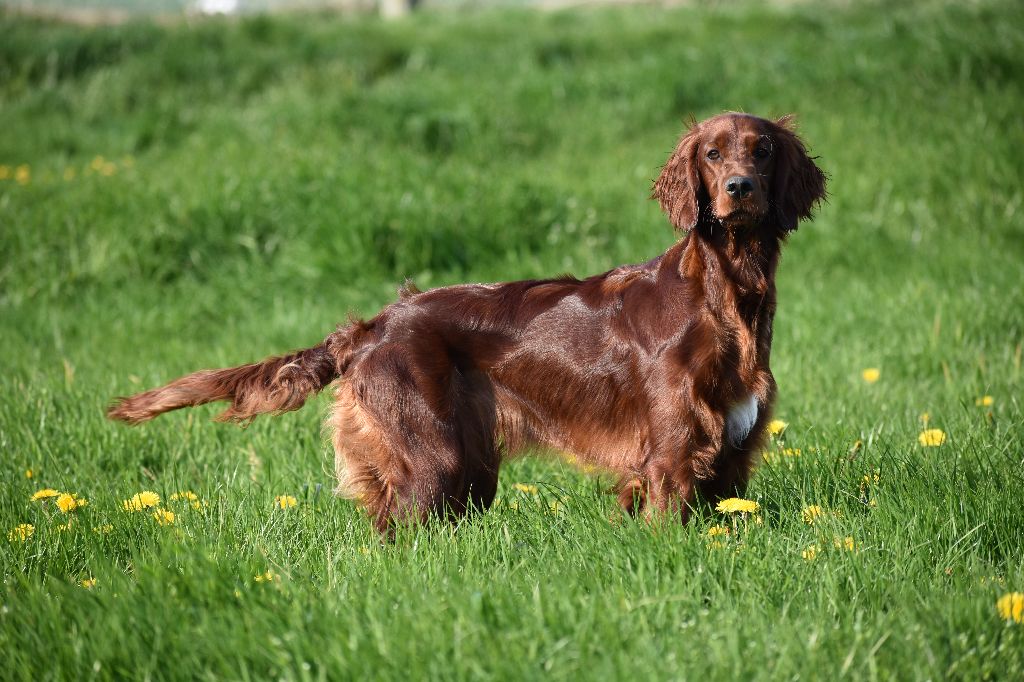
[14,165,30,185]
[976,396,994,407]
[274,495,298,509]
[997,593,1024,623]
[8,523,34,542]
[763,448,802,464]
[56,493,88,513]
[100,162,116,177]
[93,524,113,534]
[170,491,199,502]
[801,505,824,525]
[90,156,106,171]
[254,570,277,583]
[801,544,819,561]
[860,470,881,500]
[861,368,880,383]
[705,525,730,538]
[834,536,856,551]
[81,578,97,589]
[31,488,60,502]
[0,164,10,179]
[513,483,538,494]
[716,498,759,514]
[767,419,788,436]
[918,429,947,447]
[122,491,160,511]
[25,468,33,479]
[152,509,175,526]
[56,520,73,532]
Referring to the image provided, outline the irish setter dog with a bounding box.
[109,112,826,533]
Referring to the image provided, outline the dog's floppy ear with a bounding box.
[770,115,827,231]
[652,121,703,232]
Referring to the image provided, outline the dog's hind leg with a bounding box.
[330,344,499,535]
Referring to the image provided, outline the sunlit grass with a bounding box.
[2,1,1023,678]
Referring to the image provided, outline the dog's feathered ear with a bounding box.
[652,122,703,232]
[770,115,827,231]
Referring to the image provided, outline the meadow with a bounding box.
[2,0,1023,678]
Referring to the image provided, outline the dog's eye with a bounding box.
[706,149,720,160]
[754,147,770,159]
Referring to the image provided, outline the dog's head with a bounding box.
[652,113,827,234]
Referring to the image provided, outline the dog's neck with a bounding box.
[675,220,782,324]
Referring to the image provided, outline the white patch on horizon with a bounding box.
[725,394,758,447]
[196,0,239,14]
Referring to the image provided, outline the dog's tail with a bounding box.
[107,337,341,425]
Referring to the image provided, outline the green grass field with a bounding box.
[2,1,1024,678]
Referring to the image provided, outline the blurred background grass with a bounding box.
[1,0,1023,678]
[3,0,371,17]
[2,0,1021,403]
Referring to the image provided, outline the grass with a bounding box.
[2,0,1024,678]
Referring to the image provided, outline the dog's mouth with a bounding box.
[717,208,764,228]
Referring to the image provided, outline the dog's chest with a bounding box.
[725,394,759,447]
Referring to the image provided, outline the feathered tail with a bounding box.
[107,339,340,425]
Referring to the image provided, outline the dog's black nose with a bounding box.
[725,176,755,198]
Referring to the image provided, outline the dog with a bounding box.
[109,112,827,534]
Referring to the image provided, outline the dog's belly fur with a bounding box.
[725,393,758,447]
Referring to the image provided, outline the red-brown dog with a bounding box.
[109,112,826,534]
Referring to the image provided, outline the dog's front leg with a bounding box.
[617,407,723,524]
[644,460,697,524]
[618,448,702,524]
[696,444,756,505]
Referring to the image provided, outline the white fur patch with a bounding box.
[725,394,759,447]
